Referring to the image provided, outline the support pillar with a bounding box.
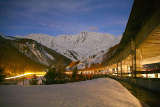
[120,61,122,77]
[116,63,118,76]
[131,38,137,78]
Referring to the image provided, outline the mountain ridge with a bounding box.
[17,32,121,61]
[0,35,71,75]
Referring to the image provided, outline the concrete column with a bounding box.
[120,61,122,77]
[117,63,118,76]
[131,38,137,78]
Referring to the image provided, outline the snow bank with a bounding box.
[0,78,142,107]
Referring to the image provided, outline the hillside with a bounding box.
[0,35,71,76]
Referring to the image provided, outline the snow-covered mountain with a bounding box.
[12,38,71,66]
[0,35,71,75]
[17,32,121,61]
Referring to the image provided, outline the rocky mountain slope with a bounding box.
[17,32,121,61]
[0,35,71,75]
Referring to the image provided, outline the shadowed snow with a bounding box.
[0,78,142,107]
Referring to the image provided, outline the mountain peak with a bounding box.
[17,32,121,61]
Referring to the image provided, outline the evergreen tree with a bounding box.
[43,68,57,84]
[29,74,38,85]
[72,67,78,80]
[0,68,5,83]
[43,67,68,84]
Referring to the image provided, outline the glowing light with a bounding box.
[142,74,160,78]
[5,73,33,80]
[128,74,131,77]
[158,73,160,78]
[148,74,155,78]
[5,72,46,80]
[142,74,147,78]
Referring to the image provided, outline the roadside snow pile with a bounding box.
[0,78,142,107]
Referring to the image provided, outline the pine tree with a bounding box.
[72,67,78,81]
[29,74,38,85]
[0,68,5,83]
[43,68,57,84]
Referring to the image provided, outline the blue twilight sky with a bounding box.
[0,0,133,36]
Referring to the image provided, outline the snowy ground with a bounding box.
[0,78,142,107]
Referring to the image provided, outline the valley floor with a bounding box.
[0,78,142,107]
